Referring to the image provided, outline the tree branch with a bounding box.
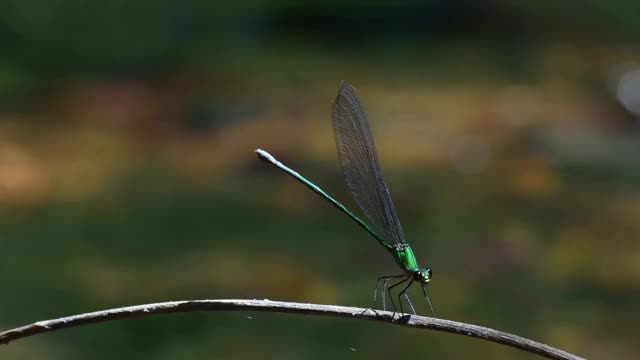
[0,299,583,360]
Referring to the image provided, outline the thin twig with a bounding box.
[0,299,584,360]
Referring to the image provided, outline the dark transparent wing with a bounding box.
[332,83,406,246]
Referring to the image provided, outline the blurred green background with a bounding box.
[1,1,640,359]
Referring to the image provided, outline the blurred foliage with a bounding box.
[1,1,640,359]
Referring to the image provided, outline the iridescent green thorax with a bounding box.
[392,244,420,273]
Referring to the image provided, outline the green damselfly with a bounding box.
[256,83,433,316]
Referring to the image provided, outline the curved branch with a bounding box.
[0,299,583,360]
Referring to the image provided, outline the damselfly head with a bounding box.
[414,268,432,284]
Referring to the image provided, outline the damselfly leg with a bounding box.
[373,275,404,311]
[421,283,435,317]
[387,277,412,316]
[399,279,416,315]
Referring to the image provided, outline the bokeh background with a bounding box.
[2,1,639,359]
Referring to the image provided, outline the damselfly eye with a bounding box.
[420,268,432,283]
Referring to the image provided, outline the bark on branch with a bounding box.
[0,299,584,360]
